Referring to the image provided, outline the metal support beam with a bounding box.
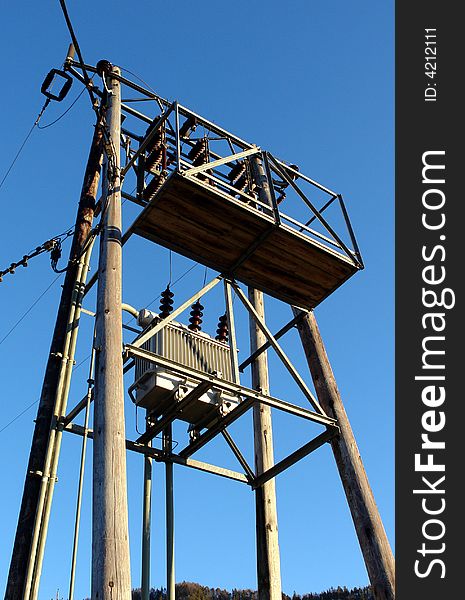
[298,194,337,232]
[268,155,356,264]
[183,146,259,176]
[69,348,96,600]
[64,423,249,484]
[164,427,175,600]
[221,429,255,481]
[178,398,254,458]
[338,194,364,268]
[141,435,152,600]
[136,381,212,444]
[252,428,336,489]
[224,280,240,383]
[232,282,325,415]
[125,346,335,427]
[239,312,305,372]
[262,152,281,226]
[63,392,93,427]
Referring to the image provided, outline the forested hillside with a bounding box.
[126,581,374,600]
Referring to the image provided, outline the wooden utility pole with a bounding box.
[247,155,282,600]
[293,309,395,600]
[248,288,282,600]
[5,102,104,600]
[92,65,132,599]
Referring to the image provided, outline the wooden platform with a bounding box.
[130,173,360,309]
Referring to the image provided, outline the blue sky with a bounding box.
[0,2,393,598]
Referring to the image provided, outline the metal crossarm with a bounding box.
[178,398,254,458]
[124,345,336,428]
[136,381,212,445]
[183,147,259,177]
[65,423,248,484]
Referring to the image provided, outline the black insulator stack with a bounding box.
[187,138,213,185]
[233,177,248,193]
[143,171,166,201]
[159,286,174,320]
[228,160,250,199]
[228,161,246,183]
[275,164,300,204]
[144,117,166,173]
[145,117,163,151]
[179,115,198,139]
[187,138,208,165]
[215,314,229,343]
[289,164,299,179]
[145,142,164,173]
[188,300,204,332]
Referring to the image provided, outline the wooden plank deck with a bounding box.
[130,174,360,309]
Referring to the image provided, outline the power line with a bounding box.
[0,123,36,192]
[0,399,39,435]
[0,68,84,192]
[74,355,91,371]
[0,273,63,347]
[0,99,51,192]
[58,0,98,111]
[120,66,165,112]
[38,85,86,129]
[120,66,156,94]
[0,262,200,434]
[1,228,74,283]
[124,262,200,324]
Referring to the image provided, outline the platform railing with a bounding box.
[67,63,363,270]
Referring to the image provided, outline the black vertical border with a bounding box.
[396,4,463,599]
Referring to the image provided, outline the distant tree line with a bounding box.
[123,581,374,600]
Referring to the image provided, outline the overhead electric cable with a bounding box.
[0,123,36,192]
[58,0,98,111]
[1,64,85,191]
[120,66,165,111]
[124,262,200,325]
[0,101,50,192]
[0,399,40,435]
[0,273,63,347]
[38,85,86,129]
[1,229,74,283]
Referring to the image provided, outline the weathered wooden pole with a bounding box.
[92,65,132,599]
[293,309,395,600]
[5,105,104,600]
[248,288,282,600]
[247,155,282,600]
